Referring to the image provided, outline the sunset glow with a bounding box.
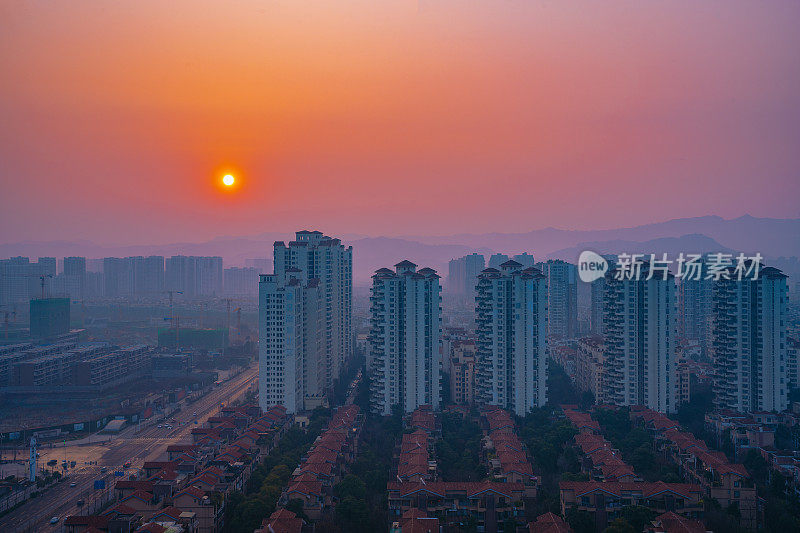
[1,1,798,245]
[222,174,235,187]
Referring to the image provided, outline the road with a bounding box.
[0,366,258,533]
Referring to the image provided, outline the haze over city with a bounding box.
[2,1,800,244]
[2,2,800,533]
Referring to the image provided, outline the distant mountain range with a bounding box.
[1,215,798,285]
[400,215,800,259]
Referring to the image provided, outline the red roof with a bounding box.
[261,508,303,533]
[151,506,182,521]
[176,486,207,500]
[102,503,139,516]
[647,511,707,533]
[286,480,323,498]
[528,512,573,533]
[388,481,525,499]
[559,481,702,500]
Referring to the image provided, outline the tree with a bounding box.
[286,498,308,521]
[565,508,594,533]
[602,517,635,533]
[335,496,371,533]
[335,474,366,501]
[620,505,655,533]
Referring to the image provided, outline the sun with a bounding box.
[222,174,235,186]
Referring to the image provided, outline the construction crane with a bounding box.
[164,290,183,348]
[234,307,242,342]
[39,274,53,298]
[223,298,241,341]
[3,309,16,340]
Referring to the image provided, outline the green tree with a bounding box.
[620,505,655,533]
[602,517,635,533]
[335,496,371,533]
[565,508,594,533]
[335,474,366,501]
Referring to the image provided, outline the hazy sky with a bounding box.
[1,1,798,245]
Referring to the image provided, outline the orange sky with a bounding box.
[1,1,798,244]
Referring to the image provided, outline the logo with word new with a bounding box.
[578,251,608,282]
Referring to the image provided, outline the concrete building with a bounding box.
[679,274,713,355]
[224,267,259,296]
[62,256,87,300]
[0,257,57,305]
[711,266,789,413]
[788,336,800,392]
[446,253,485,300]
[601,267,678,413]
[575,336,605,401]
[272,231,352,391]
[589,255,617,336]
[259,231,352,413]
[3,342,152,391]
[195,257,223,297]
[259,275,315,413]
[449,340,476,405]
[512,253,536,268]
[487,254,509,269]
[540,260,578,339]
[133,256,166,295]
[474,261,547,416]
[165,256,223,297]
[103,257,135,297]
[102,256,165,297]
[29,297,70,338]
[369,261,442,415]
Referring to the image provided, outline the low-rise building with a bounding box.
[559,481,703,531]
[387,481,526,533]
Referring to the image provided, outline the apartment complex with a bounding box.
[475,261,547,416]
[0,257,56,306]
[223,266,259,296]
[449,340,477,405]
[711,265,789,413]
[369,261,442,415]
[679,274,713,354]
[166,256,223,297]
[540,259,578,339]
[601,268,678,413]
[589,255,617,336]
[273,231,353,390]
[574,336,605,400]
[446,253,485,300]
[258,231,352,414]
[1,341,153,391]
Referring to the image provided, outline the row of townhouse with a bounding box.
[388,406,528,533]
[705,409,800,496]
[398,428,435,483]
[564,406,638,484]
[705,410,779,453]
[573,433,638,483]
[481,407,539,496]
[65,404,289,533]
[631,407,758,530]
[274,404,363,524]
[560,406,705,531]
[559,482,705,527]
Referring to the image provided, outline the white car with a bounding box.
[50,516,59,524]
